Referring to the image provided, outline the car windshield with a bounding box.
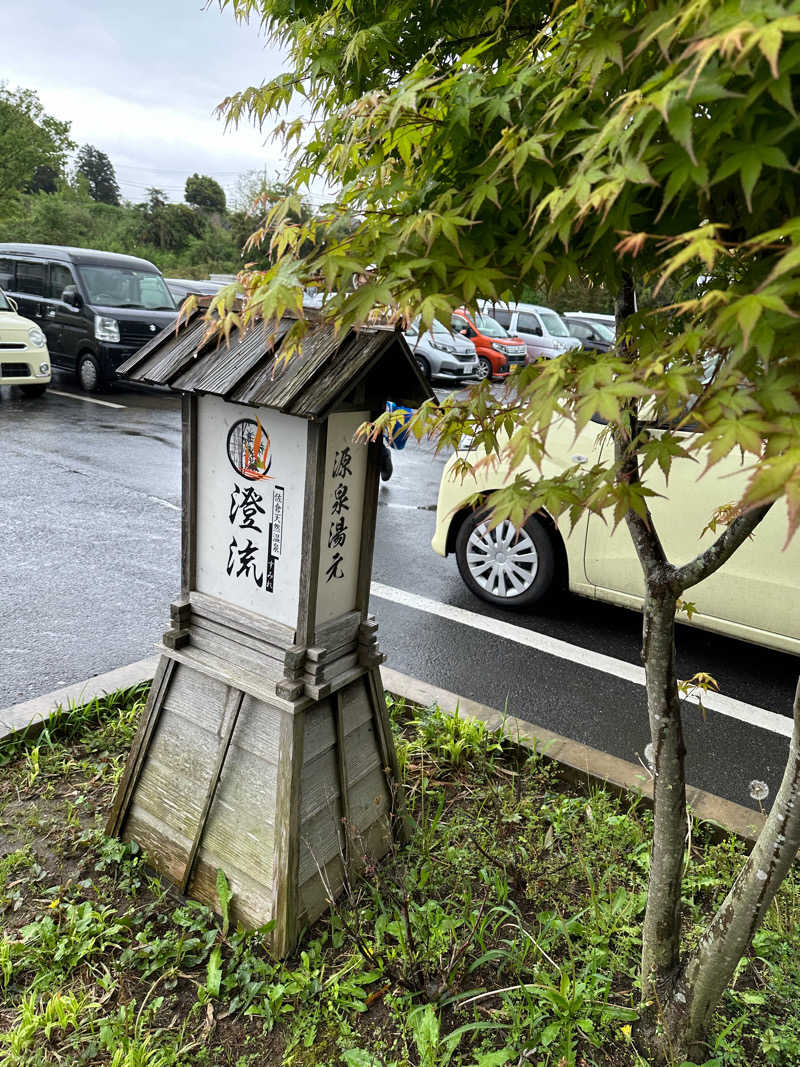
[78,266,176,311]
[590,321,615,342]
[0,289,11,312]
[408,318,454,336]
[473,313,509,338]
[539,310,571,337]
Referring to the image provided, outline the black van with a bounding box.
[0,244,177,391]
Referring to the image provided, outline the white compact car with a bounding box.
[403,319,480,382]
[0,288,50,395]
[432,413,800,656]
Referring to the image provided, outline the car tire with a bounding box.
[476,357,492,381]
[414,355,431,380]
[20,383,48,397]
[77,353,104,393]
[455,509,556,609]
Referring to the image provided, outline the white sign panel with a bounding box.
[315,411,369,626]
[195,396,308,627]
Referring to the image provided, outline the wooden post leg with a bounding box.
[106,656,175,838]
[270,710,305,958]
[366,668,409,843]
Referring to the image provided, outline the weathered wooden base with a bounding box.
[107,597,397,956]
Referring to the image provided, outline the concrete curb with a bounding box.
[381,666,767,844]
[0,657,765,844]
[0,657,159,743]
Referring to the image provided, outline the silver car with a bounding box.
[404,319,479,382]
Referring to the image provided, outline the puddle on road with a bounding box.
[96,423,179,449]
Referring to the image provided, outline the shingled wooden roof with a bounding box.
[118,301,433,418]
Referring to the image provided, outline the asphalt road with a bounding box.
[1,374,797,814]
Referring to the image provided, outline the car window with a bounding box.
[491,308,512,329]
[50,263,75,301]
[16,260,48,297]
[0,258,15,291]
[538,310,571,337]
[591,321,615,342]
[0,288,11,312]
[77,266,176,311]
[473,313,509,338]
[517,312,543,335]
[567,321,592,339]
[451,314,476,338]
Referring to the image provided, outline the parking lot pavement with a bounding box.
[0,378,181,705]
[1,376,797,813]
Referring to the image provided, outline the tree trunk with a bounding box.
[634,584,690,1062]
[609,275,800,1062]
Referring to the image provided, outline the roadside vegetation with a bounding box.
[1,687,799,1067]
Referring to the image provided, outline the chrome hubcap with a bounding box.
[476,359,490,380]
[466,520,538,598]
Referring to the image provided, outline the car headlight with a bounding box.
[432,341,455,353]
[38,362,50,375]
[28,326,46,349]
[94,314,120,343]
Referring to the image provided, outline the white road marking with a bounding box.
[369,581,793,739]
[50,390,125,409]
[148,495,181,512]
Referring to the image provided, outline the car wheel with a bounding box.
[20,383,48,397]
[77,353,103,393]
[414,355,431,380]
[455,510,556,608]
[475,357,492,381]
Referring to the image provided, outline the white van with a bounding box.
[0,287,51,395]
[480,301,580,360]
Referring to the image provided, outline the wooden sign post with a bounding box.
[107,306,432,954]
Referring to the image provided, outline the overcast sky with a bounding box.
[4,0,294,206]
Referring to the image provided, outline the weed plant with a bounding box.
[0,689,798,1066]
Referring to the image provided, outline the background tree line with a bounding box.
[0,81,334,280]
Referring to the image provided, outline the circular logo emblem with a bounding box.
[227,418,273,481]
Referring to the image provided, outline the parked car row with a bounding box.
[0,240,615,395]
[404,301,618,386]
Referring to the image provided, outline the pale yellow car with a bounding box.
[432,414,800,656]
[0,288,51,395]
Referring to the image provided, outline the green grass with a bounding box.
[0,688,798,1066]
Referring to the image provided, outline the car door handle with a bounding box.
[45,309,56,318]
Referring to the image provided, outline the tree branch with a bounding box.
[673,502,773,593]
[679,675,800,1056]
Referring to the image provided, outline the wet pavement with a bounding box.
[1,372,797,813]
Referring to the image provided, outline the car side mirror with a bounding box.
[62,285,82,309]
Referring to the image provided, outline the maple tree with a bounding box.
[217,0,800,1058]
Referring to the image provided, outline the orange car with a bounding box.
[451,308,528,381]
